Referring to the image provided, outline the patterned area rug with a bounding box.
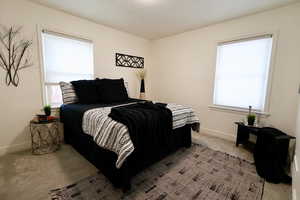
[50,144,264,200]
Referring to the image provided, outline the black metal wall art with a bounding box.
[116,53,144,68]
[0,25,32,87]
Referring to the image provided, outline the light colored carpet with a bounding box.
[0,133,291,200]
[50,144,264,200]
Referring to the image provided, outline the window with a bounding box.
[41,30,94,107]
[213,35,273,112]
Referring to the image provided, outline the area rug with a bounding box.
[50,144,264,200]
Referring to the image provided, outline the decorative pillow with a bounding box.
[59,82,78,104]
[71,80,101,104]
[97,78,129,103]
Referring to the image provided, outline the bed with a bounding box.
[59,79,199,191]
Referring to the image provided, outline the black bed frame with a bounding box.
[63,124,192,191]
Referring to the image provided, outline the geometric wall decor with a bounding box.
[116,53,144,68]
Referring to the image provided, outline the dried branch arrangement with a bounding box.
[136,69,146,80]
[0,25,32,87]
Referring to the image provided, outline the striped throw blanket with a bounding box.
[82,102,199,168]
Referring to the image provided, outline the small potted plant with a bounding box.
[43,105,51,116]
[247,106,256,126]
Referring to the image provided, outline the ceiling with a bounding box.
[30,0,298,39]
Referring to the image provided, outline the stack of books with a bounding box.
[32,115,58,123]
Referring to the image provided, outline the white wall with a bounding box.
[0,0,150,154]
[0,0,300,156]
[148,3,300,140]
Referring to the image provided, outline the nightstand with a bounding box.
[29,119,61,155]
[234,122,264,147]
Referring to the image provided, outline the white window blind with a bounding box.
[213,35,273,111]
[41,31,94,107]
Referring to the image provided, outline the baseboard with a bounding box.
[201,127,236,142]
[292,155,298,200]
[293,188,297,200]
[0,142,31,157]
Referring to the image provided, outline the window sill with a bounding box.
[208,105,270,117]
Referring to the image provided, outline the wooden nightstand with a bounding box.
[29,119,61,155]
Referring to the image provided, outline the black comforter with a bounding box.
[60,98,142,125]
[109,102,173,167]
[60,98,143,144]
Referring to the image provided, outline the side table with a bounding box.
[29,119,61,155]
[234,122,263,147]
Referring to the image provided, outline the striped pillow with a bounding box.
[59,82,78,104]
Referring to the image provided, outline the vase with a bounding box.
[140,79,145,100]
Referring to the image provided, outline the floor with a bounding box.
[0,133,291,200]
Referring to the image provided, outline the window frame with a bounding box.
[37,26,94,108]
[210,32,278,115]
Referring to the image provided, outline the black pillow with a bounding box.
[97,78,128,103]
[71,80,101,104]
